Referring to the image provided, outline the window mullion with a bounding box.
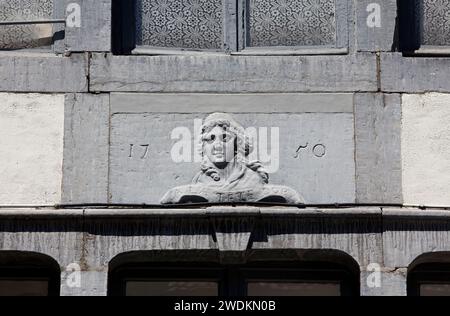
[223,0,239,52]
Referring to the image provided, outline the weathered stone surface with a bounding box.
[84,218,216,269]
[355,93,402,204]
[402,93,450,207]
[356,0,397,52]
[251,216,382,268]
[109,93,356,205]
[383,209,450,268]
[383,216,450,268]
[111,93,354,113]
[61,270,108,296]
[361,269,407,296]
[59,0,112,52]
[62,93,110,204]
[3,206,450,295]
[83,207,380,270]
[381,53,450,93]
[0,93,64,205]
[0,54,88,93]
[0,216,84,270]
[90,53,378,92]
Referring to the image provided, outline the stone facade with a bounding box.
[0,0,449,296]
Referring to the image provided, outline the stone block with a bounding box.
[109,93,356,205]
[57,0,111,52]
[355,93,402,204]
[402,93,450,207]
[381,53,450,93]
[356,0,398,52]
[90,53,378,93]
[0,93,64,205]
[62,93,110,204]
[0,54,88,93]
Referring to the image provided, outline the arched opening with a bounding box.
[108,249,360,296]
[408,252,450,296]
[0,251,60,296]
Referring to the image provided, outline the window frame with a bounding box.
[108,262,359,296]
[408,263,450,296]
[114,0,350,56]
[234,0,349,56]
[399,0,450,56]
[108,264,227,296]
[0,0,65,54]
[0,266,60,296]
[239,262,358,296]
[128,0,237,55]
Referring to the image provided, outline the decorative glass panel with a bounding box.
[248,0,337,47]
[126,281,219,296]
[421,0,450,46]
[0,0,54,50]
[136,0,223,50]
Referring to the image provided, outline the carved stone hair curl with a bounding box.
[196,113,268,183]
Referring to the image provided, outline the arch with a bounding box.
[0,251,61,296]
[108,249,360,296]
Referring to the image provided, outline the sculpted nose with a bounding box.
[213,140,222,149]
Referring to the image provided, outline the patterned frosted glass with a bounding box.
[422,0,450,46]
[248,0,336,47]
[0,0,54,49]
[136,0,223,50]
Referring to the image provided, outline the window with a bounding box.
[109,264,225,296]
[109,262,359,296]
[136,0,224,50]
[0,0,64,51]
[408,263,450,296]
[407,253,450,296]
[112,0,349,55]
[0,252,60,296]
[400,0,450,54]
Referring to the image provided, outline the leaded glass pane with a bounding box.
[136,0,223,50]
[0,0,54,50]
[421,0,450,46]
[248,0,337,47]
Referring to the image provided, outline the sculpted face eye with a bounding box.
[205,134,216,143]
[205,131,233,144]
[222,133,229,142]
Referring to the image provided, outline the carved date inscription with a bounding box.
[294,143,326,159]
[128,144,150,159]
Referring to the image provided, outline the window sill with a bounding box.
[132,47,349,57]
[407,45,450,56]
[0,49,59,57]
[132,47,226,56]
[232,47,349,56]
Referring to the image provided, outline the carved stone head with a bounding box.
[160,112,304,205]
[199,113,254,178]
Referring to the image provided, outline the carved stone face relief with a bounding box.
[203,125,237,170]
[161,113,304,205]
